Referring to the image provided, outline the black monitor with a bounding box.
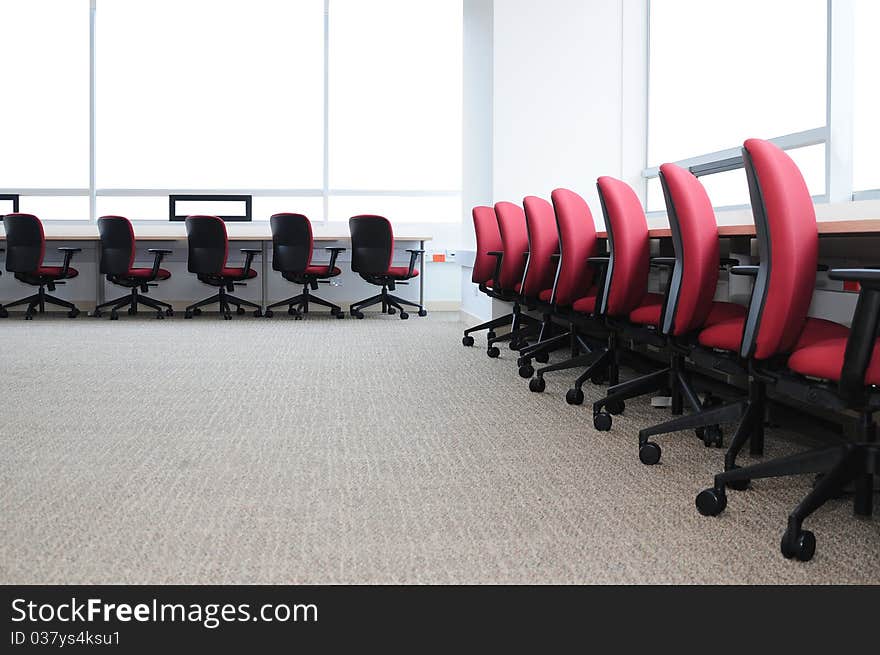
[169,194,252,222]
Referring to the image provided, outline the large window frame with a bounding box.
[0,0,462,223]
[643,0,865,212]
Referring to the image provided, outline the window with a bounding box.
[0,0,89,219]
[647,0,827,210]
[853,0,880,193]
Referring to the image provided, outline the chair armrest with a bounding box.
[147,248,173,255]
[720,257,740,268]
[487,251,504,284]
[405,248,422,277]
[238,248,261,274]
[587,256,610,264]
[829,268,880,289]
[730,265,759,277]
[550,253,560,260]
[405,248,424,254]
[487,251,503,257]
[324,247,346,275]
[650,257,676,267]
[146,249,172,278]
[56,247,81,277]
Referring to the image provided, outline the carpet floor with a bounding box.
[0,312,877,584]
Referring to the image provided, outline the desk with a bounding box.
[595,218,880,240]
[0,225,432,312]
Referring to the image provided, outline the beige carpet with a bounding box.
[0,312,877,584]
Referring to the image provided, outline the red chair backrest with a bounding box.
[551,188,597,307]
[471,206,502,284]
[741,138,818,360]
[494,201,529,291]
[596,176,650,317]
[521,196,559,298]
[659,164,720,336]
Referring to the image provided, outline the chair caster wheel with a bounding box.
[606,399,625,415]
[518,363,534,378]
[399,312,409,319]
[487,346,500,358]
[695,488,727,516]
[25,314,34,320]
[224,313,233,320]
[236,307,245,315]
[462,335,475,347]
[193,308,202,316]
[697,424,724,447]
[418,309,427,317]
[535,352,549,364]
[387,307,396,315]
[184,310,193,319]
[724,465,750,491]
[294,314,304,321]
[565,388,584,405]
[529,376,545,393]
[781,528,815,562]
[68,308,80,319]
[89,310,102,318]
[336,311,345,319]
[593,411,612,431]
[127,307,136,315]
[0,307,7,319]
[110,310,119,321]
[638,441,662,465]
[288,307,297,315]
[155,311,164,319]
[509,340,521,350]
[590,374,607,385]
[253,309,262,318]
[166,308,174,317]
[264,310,274,318]
[353,311,365,319]
[487,331,496,340]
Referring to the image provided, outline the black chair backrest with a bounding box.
[3,213,44,273]
[270,213,312,273]
[98,215,136,275]
[349,215,393,274]
[185,215,228,275]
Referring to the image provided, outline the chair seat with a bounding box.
[704,301,748,327]
[539,288,553,302]
[387,266,418,279]
[628,293,665,326]
[699,315,848,355]
[787,328,880,384]
[220,267,258,279]
[35,266,78,279]
[125,267,171,280]
[572,294,597,313]
[303,264,342,277]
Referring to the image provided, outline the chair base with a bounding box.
[2,285,80,319]
[349,285,426,320]
[462,312,516,346]
[266,286,342,319]
[91,288,173,320]
[527,330,619,402]
[184,288,262,320]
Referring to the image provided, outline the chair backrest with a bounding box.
[185,215,228,275]
[551,188,597,307]
[521,196,559,298]
[658,164,720,336]
[471,205,502,284]
[349,215,393,274]
[741,138,818,360]
[596,177,650,317]
[2,213,45,273]
[494,201,529,291]
[97,215,136,275]
[270,213,313,273]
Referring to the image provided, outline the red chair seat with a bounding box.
[705,301,747,326]
[126,267,171,280]
[387,266,418,278]
[572,294,597,313]
[220,267,258,279]
[303,265,342,277]
[539,288,553,302]
[788,331,880,384]
[628,293,665,326]
[699,315,849,355]
[35,266,78,279]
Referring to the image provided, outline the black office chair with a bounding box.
[91,215,174,320]
[2,213,81,319]
[348,215,425,319]
[265,213,345,319]
[183,215,262,320]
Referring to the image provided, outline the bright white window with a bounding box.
[328,0,462,192]
[96,0,324,190]
[0,0,89,218]
[328,195,461,224]
[853,0,880,192]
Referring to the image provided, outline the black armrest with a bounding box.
[405,248,422,277]
[145,248,172,279]
[56,247,81,277]
[720,257,740,268]
[405,248,424,254]
[147,248,173,254]
[730,265,759,277]
[550,253,560,260]
[487,251,504,284]
[324,247,346,275]
[650,257,676,267]
[238,248,261,274]
[587,256,610,264]
[829,268,880,289]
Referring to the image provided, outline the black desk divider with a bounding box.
[0,193,20,215]
[169,194,252,222]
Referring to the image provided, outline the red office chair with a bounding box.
[695,138,879,561]
[348,215,425,319]
[593,164,749,461]
[183,215,262,320]
[91,215,173,320]
[0,247,5,318]
[265,213,345,319]
[521,188,606,390]
[462,205,521,346]
[2,213,81,319]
